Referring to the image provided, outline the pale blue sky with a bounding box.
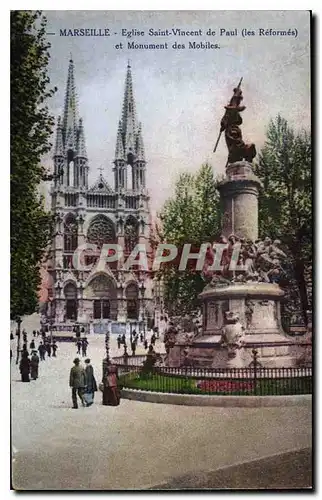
[43,10,311,213]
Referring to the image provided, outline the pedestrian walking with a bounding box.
[36,330,40,337]
[38,342,46,361]
[144,339,148,350]
[151,333,156,346]
[84,359,97,407]
[140,332,144,343]
[121,333,126,345]
[102,365,121,406]
[32,330,36,338]
[10,332,14,341]
[19,351,30,382]
[76,339,82,355]
[30,351,39,380]
[45,342,51,357]
[81,338,88,357]
[52,340,58,357]
[117,335,121,349]
[69,358,86,409]
[131,341,136,356]
[29,339,35,350]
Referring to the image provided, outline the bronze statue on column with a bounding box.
[214,78,256,164]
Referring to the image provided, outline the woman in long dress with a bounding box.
[103,365,120,406]
[19,351,30,382]
[84,359,97,407]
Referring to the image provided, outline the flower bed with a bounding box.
[196,379,254,393]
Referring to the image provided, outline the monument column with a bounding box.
[217,162,262,241]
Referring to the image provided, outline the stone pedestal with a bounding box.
[217,161,262,241]
[194,282,299,367]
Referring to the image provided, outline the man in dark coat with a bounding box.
[121,333,126,345]
[117,335,121,349]
[19,351,30,382]
[30,351,39,380]
[29,339,35,350]
[76,339,82,355]
[45,341,51,357]
[69,358,86,409]
[52,340,58,357]
[84,359,97,407]
[81,338,89,357]
[131,341,136,356]
[38,342,46,361]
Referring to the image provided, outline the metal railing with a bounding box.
[116,364,312,396]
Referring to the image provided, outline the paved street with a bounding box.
[11,316,312,490]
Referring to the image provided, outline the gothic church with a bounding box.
[47,59,153,328]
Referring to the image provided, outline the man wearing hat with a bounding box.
[69,358,86,409]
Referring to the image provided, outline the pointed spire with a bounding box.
[54,116,64,156]
[136,123,145,161]
[76,118,87,158]
[63,57,78,151]
[115,120,125,160]
[121,63,137,156]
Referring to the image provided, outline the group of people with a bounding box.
[69,357,97,409]
[19,350,40,382]
[117,330,157,356]
[37,339,58,360]
[11,328,59,382]
[13,325,123,410]
[69,358,121,409]
[75,337,89,357]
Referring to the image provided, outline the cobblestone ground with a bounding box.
[11,316,312,490]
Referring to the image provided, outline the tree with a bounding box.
[254,115,312,321]
[11,11,56,320]
[157,164,222,316]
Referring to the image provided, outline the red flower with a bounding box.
[196,380,254,393]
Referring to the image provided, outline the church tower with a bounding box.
[113,63,146,192]
[53,57,89,189]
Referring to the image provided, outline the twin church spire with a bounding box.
[54,58,146,191]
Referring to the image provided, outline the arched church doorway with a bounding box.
[88,274,117,320]
[126,283,139,320]
[64,283,77,320]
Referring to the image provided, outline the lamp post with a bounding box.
[139,281,146,340]
[48,297,54,344]
[15,317,22,365]
[102,322,111,406]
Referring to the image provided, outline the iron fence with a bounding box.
[116,364,312,396]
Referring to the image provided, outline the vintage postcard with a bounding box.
[11,10,312,490]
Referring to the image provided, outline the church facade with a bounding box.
[47,59,154,329]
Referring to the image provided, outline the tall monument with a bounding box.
[167,81,301,368]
